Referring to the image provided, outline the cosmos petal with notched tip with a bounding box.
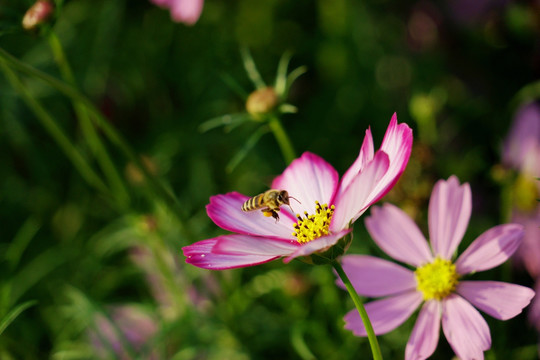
[456,281,534,320]
[405,300,441,360]
[365,204,433,267]
[442,294,491,360]
[337,255,417,297]
[428,176,472,260]
[272,152,339,216]
[344,290,423,336]
[331,151,389,232]
[207,192,296,240]
[455,224,524,275]
[182,235,299,270]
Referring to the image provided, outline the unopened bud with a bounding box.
[22,0,54,31]
[246,87,279,117]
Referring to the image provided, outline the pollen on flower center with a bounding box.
[415,257,459,301]
[292,201,335,244]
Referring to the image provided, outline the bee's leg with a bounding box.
[261,209,280,222]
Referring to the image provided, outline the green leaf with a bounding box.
[240,47,266,90]
[198,113,251,133]
[226,126,269,173]
[0,300,37,336]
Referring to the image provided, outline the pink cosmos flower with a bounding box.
[150,0,203,25]
[337,176,535,360]
[183,114,413,269]
[503,101,540,179]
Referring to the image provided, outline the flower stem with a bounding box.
[332,261,383,360]
[0,58,110,195]
[47,31,131,207]
[268,115,296,164]
[0,47,187,225]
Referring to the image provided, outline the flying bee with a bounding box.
[241,189,298,222]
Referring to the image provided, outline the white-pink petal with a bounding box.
[206,192,296,240]
[428,176,472,260]
[365,204,433,267]
[272,152,339,216]
[338,127,375,196]
[344,290,423,336]
[212,234,299,256]
[405,300,441,360]
[457,281,535,320]
[338,255,417,297]
[330,151,389,232]
[283,229,351,263]
[368,113,414,205]
[183,238,282,270]
[455,224,524,275]
[442,294,491,360]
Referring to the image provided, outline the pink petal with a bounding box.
[170,0,204,25]
[212,234,300,256]
[330,152,389,232]
[207,192,296,239]
[344,290,423,336]
[428,176,472,259]
[338,255,417,297]
[272,152,339,217]
[405,300,441,360]
[369,113,414,204]
[442,294,491,360]
[183,237,284,270]
[456,281,535,320]
[283,229,351,263]
[455,224,524,274]
[338,127,375,196]
[511,209,540,278]
[365,204,433,267]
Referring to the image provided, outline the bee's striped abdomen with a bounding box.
[242,194,265,212]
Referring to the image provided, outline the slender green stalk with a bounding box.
[0,47,184,224]
[333,261,383,360]
[0,59,110,195]
[268,115,296,164]
[47,31,130,206]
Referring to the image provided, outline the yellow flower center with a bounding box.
[292,201,335,244]
[415,257,459,301]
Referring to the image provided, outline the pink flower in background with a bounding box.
[89,305,158,360]
[150,0,203,25]
[511,209,540,279]
[183,114,413,269]
[503,101,540,178]
[337,176,534,360]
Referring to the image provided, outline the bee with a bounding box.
[241,189,297,222]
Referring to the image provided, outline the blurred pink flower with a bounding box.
[338,176,534,360]
[150,0,203,25]
[511,209,540,278]
[89,305,158,360]
[183,114,413,269]
[503,101,540,178]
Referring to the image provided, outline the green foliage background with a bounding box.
[0,0,539,359]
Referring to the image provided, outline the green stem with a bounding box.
[268,115,296,164]
[47,32,131,207]
[0,47,185,225]
[0,58,110,195]
[333,261,383,360]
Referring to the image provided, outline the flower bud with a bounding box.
[245,87,279,117]
[22,0,54,31]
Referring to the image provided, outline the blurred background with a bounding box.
[1,0,540,359]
